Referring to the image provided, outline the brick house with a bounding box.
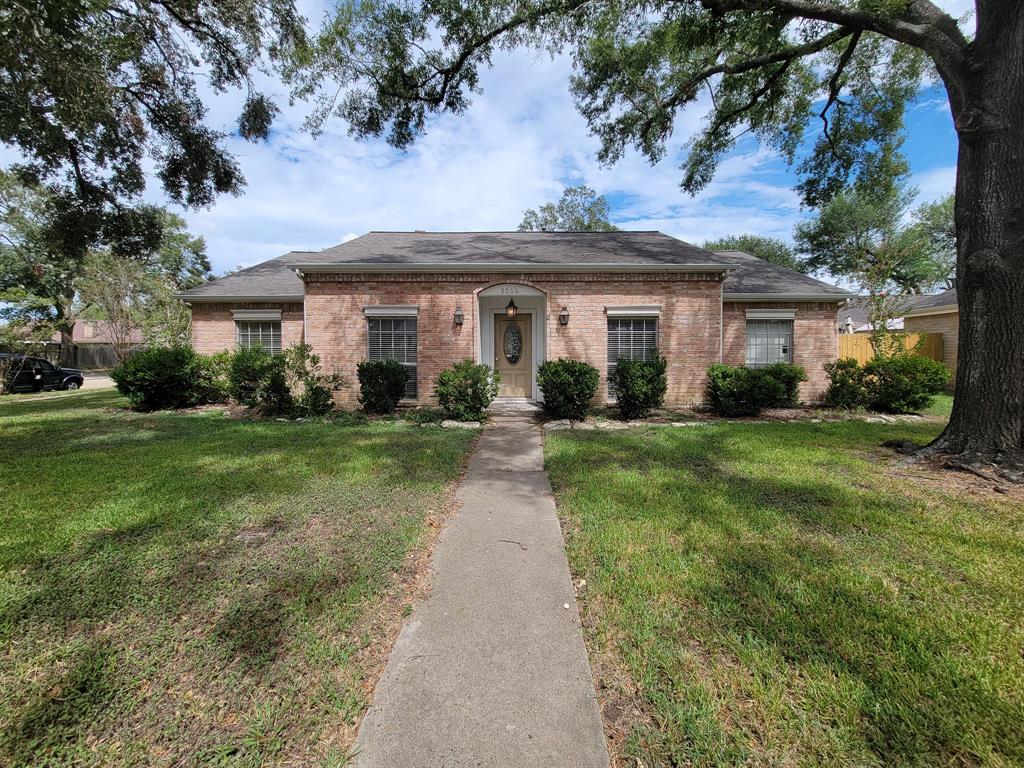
[179,231,852,406]
[903,288,958,389]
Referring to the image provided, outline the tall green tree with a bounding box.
[1,172,210,363]
[518,185,619,231]
[796,181,952,295]
[293,1,1021,470]
[0,0,305,294]
[703,234,807,273]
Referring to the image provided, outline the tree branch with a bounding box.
[819,29,861,153]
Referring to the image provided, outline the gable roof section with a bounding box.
[293,231,730,270]
[179,231,853,301]
[712,250,854,300]
[178,252,308,301]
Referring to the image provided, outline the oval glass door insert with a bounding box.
[503,323,523,365]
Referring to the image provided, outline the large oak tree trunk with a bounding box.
[929,1,1024,470]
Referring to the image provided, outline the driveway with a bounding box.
[83,371,115,389]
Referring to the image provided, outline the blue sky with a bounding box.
[158,3,967,274]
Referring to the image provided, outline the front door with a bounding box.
[494,315,532,398]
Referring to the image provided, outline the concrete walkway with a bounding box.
[351,415,609,768]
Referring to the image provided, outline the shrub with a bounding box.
[112,345,218,411]
[610,351,668,419]
[824,358,869,409]
[196,350,232,404]
[357,359,408,414]
[228,347,292,414]
[760,362,808,407]
[864,354,949,413]
[434,360,500,421]
[536,359,599,421]
[706,364,785,417]
[283,344,345,418]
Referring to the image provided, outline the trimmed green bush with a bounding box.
[824,358,869,409]
[706,364,785,417]
[864,354,949,413]
[112,345,224,411]
[537,359,599,421]
[760,362,808,407]
[357,359,408,414]
[434,360,500,421]
[610,351,668,419]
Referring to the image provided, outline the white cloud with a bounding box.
[164,48,815,272]
[914,166,956,203]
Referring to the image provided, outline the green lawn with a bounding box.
[0,390,475,767]
[546,400,1024,767]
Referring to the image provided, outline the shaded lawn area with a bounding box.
[546,404,1024,767]
[0,390,476,767]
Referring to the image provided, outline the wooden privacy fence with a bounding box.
[838,333,943,365]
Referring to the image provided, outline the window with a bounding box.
[368,317,417,399]
[607,316,658,396]
[236,320,282,355]
[745,320,793,367]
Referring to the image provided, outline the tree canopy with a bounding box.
[0,0,306,261]
[703,234,807,273]
[518,185,619,231]
[1,171,209,359]
[796,181,954,294]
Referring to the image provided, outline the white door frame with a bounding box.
[477,283,546,401]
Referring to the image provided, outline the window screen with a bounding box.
[236,320,282,355]
[607,316,658,396]
[368,317,417,399]
[745,319,793,367]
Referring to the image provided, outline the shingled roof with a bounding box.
[178,231,852,301]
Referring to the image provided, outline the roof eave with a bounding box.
[904,305,958,318]
[725,292,854,302]
[175,293,304,303]
[292,262,735,274]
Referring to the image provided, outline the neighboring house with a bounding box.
[49,320,144,346]
[836,295,941,334]
[903,288,959,387]
[178,231,853,406]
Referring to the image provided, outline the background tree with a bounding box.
[0,0,305,312]
[292,1,1021,470]
[1,172,210,363]
[796,180,951,293]
[703,234,807,272]
[518,185,619,231]
[913,194,957,288]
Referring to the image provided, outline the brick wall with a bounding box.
[190,302,304,355]
[187,286,844,407]
[904,310,958,388]
[303,272,724,407]
[723,301,841,402]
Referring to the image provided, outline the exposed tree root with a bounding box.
[899,439,1024,485]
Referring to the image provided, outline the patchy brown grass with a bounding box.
[0,390,476,767]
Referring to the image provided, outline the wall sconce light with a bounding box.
[505,298,518,319]
[558,306,570,326]
[454,306,464,326]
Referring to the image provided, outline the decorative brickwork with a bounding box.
[723,301,841,402]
